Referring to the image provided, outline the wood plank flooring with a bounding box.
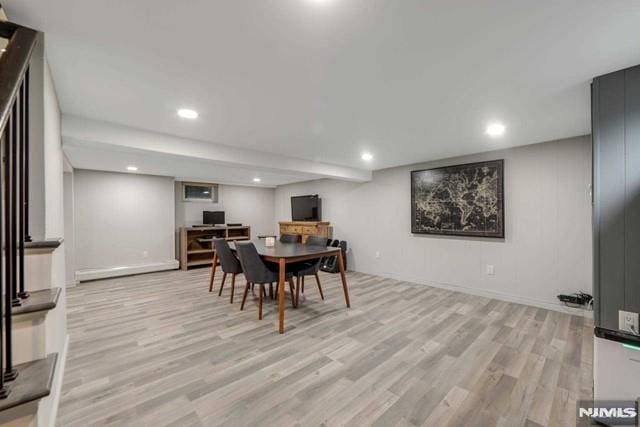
[57,268,593,427]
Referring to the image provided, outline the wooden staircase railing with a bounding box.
[0,19,38,400]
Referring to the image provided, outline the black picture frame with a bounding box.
[411,159,505,238]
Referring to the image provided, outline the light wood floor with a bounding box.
[57,268,593,427]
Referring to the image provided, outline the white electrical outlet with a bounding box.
[375,251,380,259]
[619,310,639,335]
[486,264,495,275]
[142,250,149,259]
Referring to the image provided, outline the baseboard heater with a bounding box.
[75,260,179,282]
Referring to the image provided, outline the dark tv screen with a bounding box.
[203,211,225,225]
[291,195,321,221]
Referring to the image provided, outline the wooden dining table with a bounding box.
[211,239,351,334]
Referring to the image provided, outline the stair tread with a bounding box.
[0,353,58,412]
[24,237,63,253]
[12,288,61,316]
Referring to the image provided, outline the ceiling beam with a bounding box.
[62,115,372,183]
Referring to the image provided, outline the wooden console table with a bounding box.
[179,226,250,270]
[278,221,331,243]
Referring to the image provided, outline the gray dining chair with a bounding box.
[294,235,328,305]
[210,239,243,303]
[235,242,296,319]
[279,233,301,243]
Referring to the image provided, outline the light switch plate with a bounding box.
[486,264,495,275]
[619,310,639,335]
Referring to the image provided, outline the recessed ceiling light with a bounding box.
[361,153,373,161]
[177,108,198,119]
[253,177,261,183]
[126,165,138,172]
[1,48,6,53]
[486,123,506,137]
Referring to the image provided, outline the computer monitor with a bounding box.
[203,211,225,225]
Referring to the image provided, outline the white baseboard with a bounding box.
[428,280,593,317]
[75,260,179,282]
[46,334,69,427]
[373,270,593,318]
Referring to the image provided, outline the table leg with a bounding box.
[278,258,286,334]
[337,250,351,308]
[208,251,218,292]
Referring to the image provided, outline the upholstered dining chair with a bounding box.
[210,238,243,303]
[235,242,296,319]
[279,233,301,243]
[293,235,328,305]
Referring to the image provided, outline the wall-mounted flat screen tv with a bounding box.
[291,195,321,221]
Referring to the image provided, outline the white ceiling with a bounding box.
[5,1,640,179]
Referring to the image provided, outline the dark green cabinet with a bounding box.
[592,65,640,332]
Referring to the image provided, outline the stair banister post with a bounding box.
[23,68,30,243]
[3,103,18,382]
[18,75,28,298]
[0,119,9,399]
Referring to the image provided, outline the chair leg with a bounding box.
[302,276,305,293]
[269,283,274,300]
[295,276,301,307]
[240,282,250,310]
[208,252,218,292]
[289,278,297,308]
[230,273,236,304]
[314,273,324,300]
[218,272,227,297]
[259,284,264,320]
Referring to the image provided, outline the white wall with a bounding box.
[28,32,46,240]
[63,168,75,286]
[41,58,68,427]
[175,182,276,237]
[275,136,593,314]
[74,170,177,279]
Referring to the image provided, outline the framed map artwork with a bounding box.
[411,160,504,238]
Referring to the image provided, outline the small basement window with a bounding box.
[183,183,218,202]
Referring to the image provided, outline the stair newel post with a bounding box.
[3,103,18,382]
[17,76,28,299]
[0,125,9,399]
